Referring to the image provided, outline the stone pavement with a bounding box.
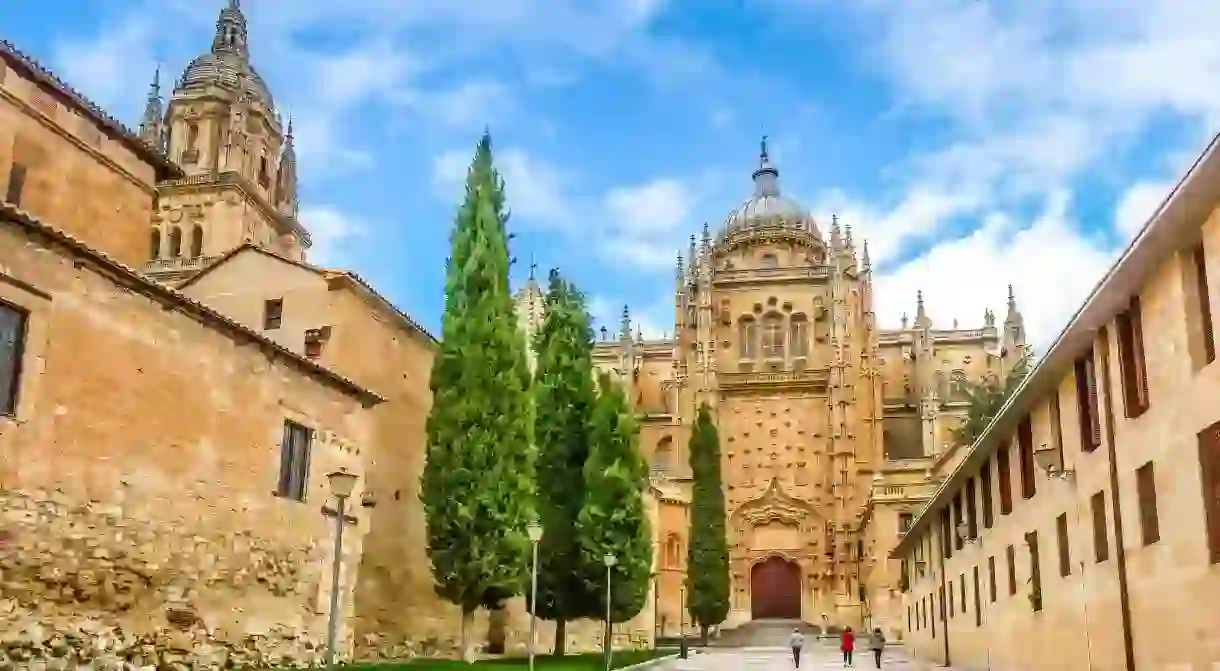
[656,642,956,671]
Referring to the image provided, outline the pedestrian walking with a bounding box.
[870,627,886,667]
[790,628,805,667]
[841,626,855,667]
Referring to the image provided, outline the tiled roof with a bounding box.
[0,202,384,406]
[0,40,183,180]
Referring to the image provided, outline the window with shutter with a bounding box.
[998,441,1013,514]
[1191,243,1215,366]
[966,477,978,539]
[1197,421,1220,564]
[982,458,994,528]
[5,164,26,206]
[1117,296,1150,417]
[1136,461,1160,546]
[988,555,997,602]
[1092,491,1109,563]
[1028,531,1043,612]
[1018,416,1036,500]
[953,493,964,550]
[974,566,982,627]
[0,301,27,416]
[1006,545,1017,595]
[1050,391,1065,465]
[1075,352,1102,451]
[1057,513,1071,577]
[276,420,313,501]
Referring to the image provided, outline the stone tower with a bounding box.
[143,0,308,285]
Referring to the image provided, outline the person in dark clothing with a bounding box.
[870,628,886,667]
[790,628,805,667]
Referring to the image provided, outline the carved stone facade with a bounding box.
[517,142,1027,638]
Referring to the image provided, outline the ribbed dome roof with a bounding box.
[176,1,275,111]
[721,139,821,239]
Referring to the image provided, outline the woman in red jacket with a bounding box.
[840,627,855,667]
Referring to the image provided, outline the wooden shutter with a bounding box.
[1117,297,1150,417]
[1018,416,1036,500]
[981,459,994,528]
[988,556,997,602]
[1136,461,1160,546]
[1092,491,1109,563]
[973,565,982,627]
[1006,545,1016,595]
[966,477,979,538]
[998,441,1013,514]
[1076,352,1102,451]
[1197,422,1220,564]
[1193,243,1216,365]
[1057,513,1071,577]
[5,164,26,206]
[1028,531,1043,612]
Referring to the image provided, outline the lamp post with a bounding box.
[324,470,359,669]
[603,554,617,671]
[678,584,687,658]
[527,521,544,671]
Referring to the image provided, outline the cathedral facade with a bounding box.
[519,145,1028,636]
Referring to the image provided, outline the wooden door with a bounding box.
[751,556,802,619]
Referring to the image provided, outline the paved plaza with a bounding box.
[657,643,944,671]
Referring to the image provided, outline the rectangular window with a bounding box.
[1057,513,1071,577]
[0,302,27,416]
[988,556,997,602]
[1018,416,1037,500]
[1006,545,1017,596]
[263,298,283,330]
[942,510,953,559]
[276,420,313,501]
[1116,296,1150,417]
[1075,351,1102,451]
[1028,531,1043,612]
[5,163,26,206]
[953,493,965,550]
[1200,421,1220,564]
[1092,490,1110,563]
[973,565,982,627]
[982,458,995,528]
[1136,461,1160,546]
[1050,391,1065,468]
[959,573,966,613]
[1188,243,1216,367]
[966,477,979,539]
[948,581,954,617]
[998,441,1014,514]
[907,606,912,633]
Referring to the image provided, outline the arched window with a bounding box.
[149,228,161,260]
[654,436,675,474]
[189,226,204,258]
[950,370,971,400]
[790,314,809,358]
[168,227,182,258]
[664,534,683,569]
[762,314,784,358]
[739,317,758,359]
[935,371,948,399]
[186,123,199,150]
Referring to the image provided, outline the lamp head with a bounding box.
[527,520,543,543]
[603,554,618,568]
[327,470,359,499]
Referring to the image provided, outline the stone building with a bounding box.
[892,131,1220,669]
[0,36,383,668]
[516,142,1027,638]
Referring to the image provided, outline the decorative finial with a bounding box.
[760,135,769,160]
[528,254,537,281]
[901,312,909,329]
[600,325,609,341]
[917,290,924,309]
[620,305,631,339]
[1007,284,1016,309]
[862,240,871,269]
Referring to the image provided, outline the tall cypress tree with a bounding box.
[530,269,599,655]
[421,132,535,661]
[578,373,653,640]
[684,402,729,643]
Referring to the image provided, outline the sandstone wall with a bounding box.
[0,216,378,669]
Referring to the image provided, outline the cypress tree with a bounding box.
[530,269,600,654]
[421,132,536,661]
[578,373,653,643]
[684,402,730,644]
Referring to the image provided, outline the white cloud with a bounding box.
[1114,182,1174,241]
[600,179,698,269]
[430,146,572,229]
[873,192,1116,350]
[299,206,370,267]
[53,17,159,110]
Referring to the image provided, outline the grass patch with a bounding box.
[334,648,674,670]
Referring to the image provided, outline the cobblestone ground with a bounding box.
[658,642,951,671]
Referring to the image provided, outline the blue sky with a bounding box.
[6,0,1220,347]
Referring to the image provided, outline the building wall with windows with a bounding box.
[892,132,1220,671]
[0,43,181,269]
[0,202,382,667]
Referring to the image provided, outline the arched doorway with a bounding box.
[751,556,802,619]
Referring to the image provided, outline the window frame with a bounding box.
[0,300,28,417]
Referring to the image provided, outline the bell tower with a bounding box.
[143,0,309,286]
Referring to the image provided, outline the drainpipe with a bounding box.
[1096,327,1136,671]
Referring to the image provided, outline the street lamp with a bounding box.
[527,521,544,671]
[324,470,358,669]
[603,554,617,671]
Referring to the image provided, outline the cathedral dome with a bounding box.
[176,1,276,112]
[721,139,821,240]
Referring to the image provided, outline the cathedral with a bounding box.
[519,143,1029,635]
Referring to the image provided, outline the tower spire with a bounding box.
[138,65,165,150]
[752,135,780,198]
[211,0,250,59]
